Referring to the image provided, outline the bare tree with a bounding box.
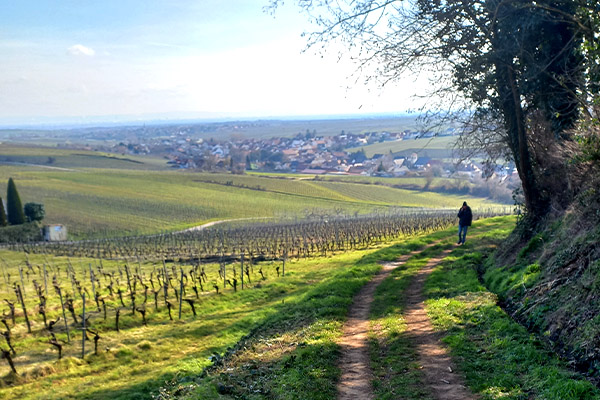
[269,0,600,223]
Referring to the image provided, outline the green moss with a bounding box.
[517,232,547,260]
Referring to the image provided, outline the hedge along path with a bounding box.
[337,240,443,400]
[402,245,477,400]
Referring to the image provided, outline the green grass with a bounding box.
[0,144,167,170]
[0,169,365,238]
[183,234,443,399]
[423,217,600,399]
[0,155,502,238]
[0,247,381,399]
[313,180,486,208]
[369,241,447,400]
[347,135,458,158]
[479,213,600,379]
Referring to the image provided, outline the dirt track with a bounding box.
[336,243,476,400]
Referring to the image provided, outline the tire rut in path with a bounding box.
[336,243,477,400]
[403,247,478,400]
[336,244,435,400]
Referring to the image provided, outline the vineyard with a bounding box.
[0,163,501,239]
[18,210,496,260]
[0,210,504,399]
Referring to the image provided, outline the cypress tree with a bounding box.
[6,178,25,225]
[0,197,7,226]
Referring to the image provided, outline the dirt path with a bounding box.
[403,247,477,400]
[336,245,435,400]
[181,217,269,233]
[336,243,476,400]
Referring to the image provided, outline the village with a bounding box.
[119,127,517,183]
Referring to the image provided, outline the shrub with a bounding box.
[24,202,45,222]
[0,222,42,243]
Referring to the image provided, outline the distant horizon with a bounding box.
[1,2,428,129]
[0,110,417,130]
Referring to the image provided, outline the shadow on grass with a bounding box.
[78,228,479,400]
[78,371,180,400]
[174,237,447,399]
[71,253,384,399]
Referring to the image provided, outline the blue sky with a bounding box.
[0,1,424,125]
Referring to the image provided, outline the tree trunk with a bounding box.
[496,61,549,221]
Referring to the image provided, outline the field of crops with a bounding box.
[0,145,167,170]
[255,172,477,193]
[346,135,458,158]
[25,210,497,260]
[0,245,365,399]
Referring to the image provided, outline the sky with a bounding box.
[0,1,425,126]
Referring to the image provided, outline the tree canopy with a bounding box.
[24,202,45,223]
[0,197,7,227]
[271,0,600,222]
[6,178,25,225]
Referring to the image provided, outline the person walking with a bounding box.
[457,201,472,245]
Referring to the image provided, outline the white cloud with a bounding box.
[68,44,96,57]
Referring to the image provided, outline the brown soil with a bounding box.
[337,243,477,400]
[403,248,478,400]
[336,252,412,400]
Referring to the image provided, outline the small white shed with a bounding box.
[43,224,68,241]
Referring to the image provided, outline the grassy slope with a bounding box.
[480,202,600,381]
[0,147,501,239]
[252,173,478,199]
[424,218,599,399]
[1,217,596,399]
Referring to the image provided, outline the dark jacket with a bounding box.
[458,206,473,226]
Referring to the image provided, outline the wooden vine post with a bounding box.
[57,287,71,342]
[162,260,168,303]
[125,263,132,294]
[178,269,183,320]
[89,263,95,296]
[18,267,26,296]
[16,284,31,333]
[222,262,226,293]
[43,263,48,296]
[240,253,244,290]
[81,293,86,359]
